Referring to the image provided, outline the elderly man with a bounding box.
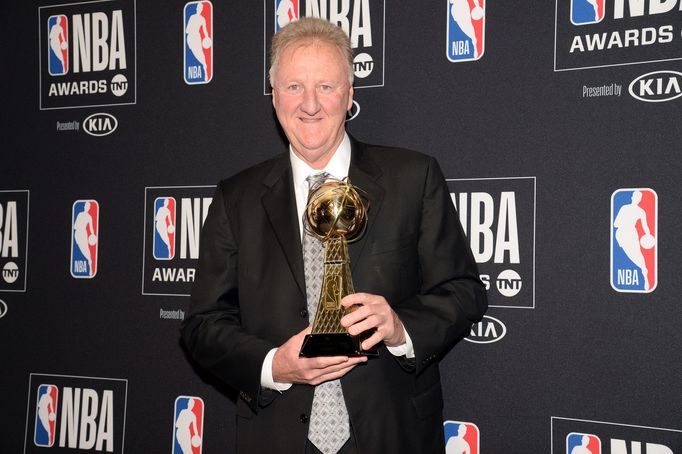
[181,17,487,454]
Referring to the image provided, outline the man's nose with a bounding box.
[300,88,321,115]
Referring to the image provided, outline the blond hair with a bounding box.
[269,17,354,86]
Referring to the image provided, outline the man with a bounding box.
[181,17,487,454]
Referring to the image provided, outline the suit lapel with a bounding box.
[260,156,307,298]
[347,139,384,272]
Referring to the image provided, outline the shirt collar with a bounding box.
[289,133,351,190]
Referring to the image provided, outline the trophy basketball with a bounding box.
[299,177,378,357]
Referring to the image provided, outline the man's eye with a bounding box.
[319,85,332,92]
[287,84,300,92]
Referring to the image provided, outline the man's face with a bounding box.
[272,40,353,169]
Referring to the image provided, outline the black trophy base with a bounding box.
[299,332,378,358]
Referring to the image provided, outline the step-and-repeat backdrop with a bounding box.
[2,1,681,453]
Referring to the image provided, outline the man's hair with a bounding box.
[269,17,354,87]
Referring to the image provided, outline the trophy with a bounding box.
[299,177,378,357]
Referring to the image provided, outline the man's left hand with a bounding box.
[340,293,406,351]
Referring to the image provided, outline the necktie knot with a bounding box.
[306,172,330,194]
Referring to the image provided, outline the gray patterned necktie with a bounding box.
[303,172,350,454]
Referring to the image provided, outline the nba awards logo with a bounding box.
[39,0,137,109]
[444,420,479,454]
[275,0,300,32]
[143,186,214,296]
[571,0,604,25]
[47,15,69,75]
[263,0,386,93]
[611,188,657,293]
[0,190,29,292]
[172,396,204,454]
[447,177,536,309]
[567,432,601,454]
[555,0,682,71]
[154,197,176,260]
[34,385,59,447]
[25,373,128,453]
[71,200,99,279]
[184,1,213,84]
[447,0,485,62]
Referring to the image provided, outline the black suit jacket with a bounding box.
[181,138,487,453]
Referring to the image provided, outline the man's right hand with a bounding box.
[272,326,367,385]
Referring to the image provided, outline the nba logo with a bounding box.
[34,384,58,447]
[444,420,479,454]
[184,1,213,84]
[571,0,605,25]
[71,200,99,278]
[447,0,485,62]
[47,15,69,76]
[566,432,601,454]
[173,396,204,454]
[153,197,176,260]
[611,188,657,293]
[275,0,299,32]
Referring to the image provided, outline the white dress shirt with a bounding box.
[261,134,414,391]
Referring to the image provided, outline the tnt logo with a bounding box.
[444,420,479,454]
[34,385,59,447]
[275,0,299,32]
[447,0,485,62]
[571,0,605,25]
[567,432,601,454]
[184,1,213,84]
[47,15,69,75]
[154,197,176,260]
[173,396,204,454]
[71,200,99,278]
[611,188,657,293]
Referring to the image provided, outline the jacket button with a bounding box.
[299,413,309,423]
[300,309,308,319]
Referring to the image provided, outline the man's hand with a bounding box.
[340,293,406,351]
[272,326,367,385]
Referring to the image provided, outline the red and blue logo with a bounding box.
[34,384,58,447]
[184,1,213,84]
[611,188,657,293]
[47,15,69,76]
[153,197,176,260]
[71,200,99,278]
[275,0,299,32]
[570,0,605,25]
[173,396,204,454]
[444,420,479,454]
[566,432,601,454]
[447,0,485,62]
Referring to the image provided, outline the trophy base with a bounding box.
[299,333,378,358]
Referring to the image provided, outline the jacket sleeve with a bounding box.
[392,157,488,375]
[180,182,275,413]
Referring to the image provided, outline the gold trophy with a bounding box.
[299,177,378,357]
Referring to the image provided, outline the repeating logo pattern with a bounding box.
[34,384,59,447]
[71,200,99,278]
[447,177,536,309]
[173,396,204,454]
[0,190,30,292]
[39,0,137,109]
[447,0,485,62]
[444,420,480,454]
[570,0,605,25]
[47,15,69,75]
[142,186,214,296]
[184,1,213,84]
[610,188,657,293]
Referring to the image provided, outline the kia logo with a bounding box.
[629,70,682,103]
[83,113,118,137]
[465,315,507,344]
